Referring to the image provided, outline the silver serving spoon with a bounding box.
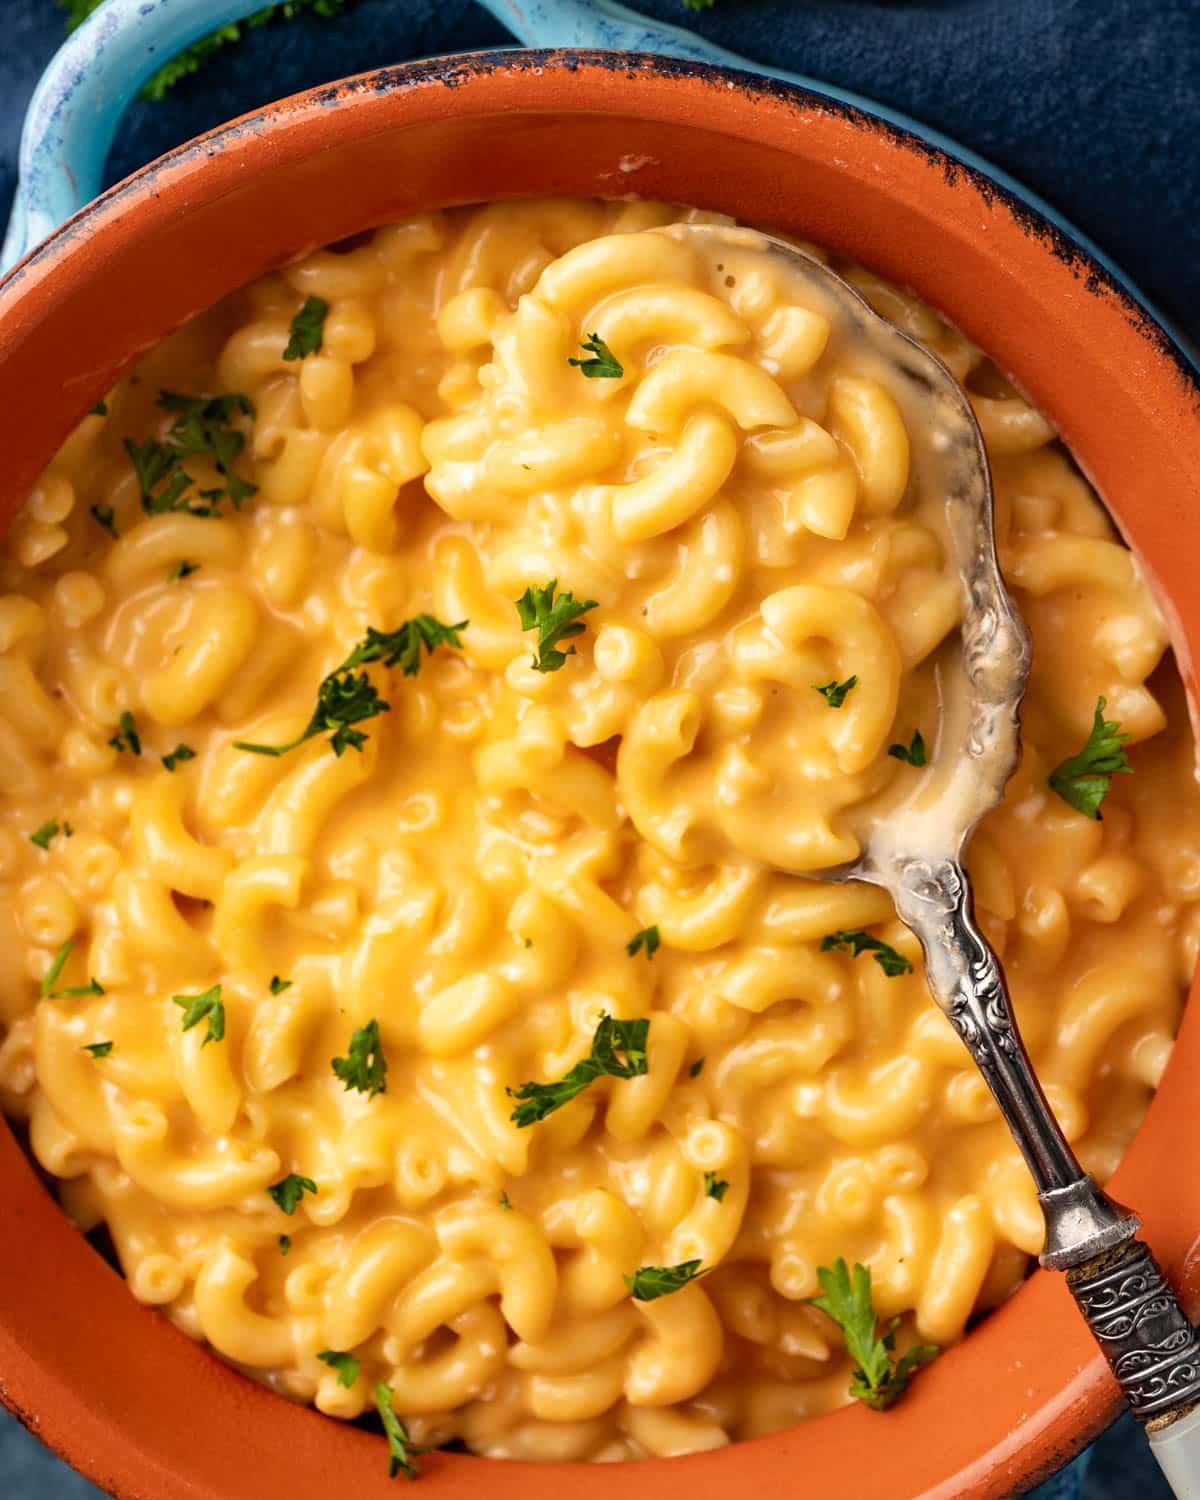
[669,222,1200,1491]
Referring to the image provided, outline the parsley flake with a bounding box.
[626,925,660,960]
[284,296,330,360]
[820,929,913,977]
[703,1172,730,1201]
[376,1381,427,1480]
[90,504,119,539]
[568,331,624,379]
[888,731,927,767]
[89,399,108,416]
[499,1191,513,1211]
[811,1258,938,1410]
[108,711,141,756]
[332,1018,387,1098]
[279,1234,292,1255]
[268,1173,318,1215]
[170,560,200,580]
[515,580,598,673]
[40,940,74,998]
[318,1349,361,1388]
[30,819,66,851]
[1048,696,1132,820]
[83,1041,113,1058]
[689,1058,705,1078]
[172,984,225,1045]
[814,676,858,708]
[625,1260,705,1301]
[508,1013,649,1127]
[270,976,293,995]
[162,744,196,772]
[54,978,105,1000]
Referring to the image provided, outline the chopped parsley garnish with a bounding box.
[376,1381,427,1480]
[515,580,598,673]
[811,1258,938,1410]
[172,984,225,1045]
[342,617,469,677]
[279,1234,292,1255]
[235,669,387,758]
[162,744,196,772]
[822,930,912,978]
[689,1058,705,1078]
[108,711,141,756]
[268,1173,318,1215]
[82,1041,113,1058]
[124,391,256,518]
[814,676,858,708]
[821,929,913,977]
[703,1172,729,1201]
[626,925,660,960]
[284,296,330,360]
[888,731,927,767]
[30,819,67,851]
[170,560,199,580]
[54,978,105,1000]
[40,940,74,997]
[317,1349,361,1388]
[89,399,108,416]
[568,331,624,379]
[508,1013,649,1127]
[499,1191,513,1211]
[1048,696,1132,820]
[332,1018,387,1098]
[270,976,293,995]
[625,1260,705,1301]
[90,504,119,539]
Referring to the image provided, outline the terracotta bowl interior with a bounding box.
[1,51,1199,1500]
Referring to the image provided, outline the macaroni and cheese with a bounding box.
[0,198,1194,1463]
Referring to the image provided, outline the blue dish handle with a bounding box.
[2,0,786,275]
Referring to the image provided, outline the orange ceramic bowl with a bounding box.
[1,50,1199,1500]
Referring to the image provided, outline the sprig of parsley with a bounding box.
[332,1018,387,1098]
[342,617,468,677]
[284,296,329,360]
[318,1350,361,1388]
[815,676,857,708]
[515,581,598,673]
[625,1260,705,1301]
[1048,696,1132,819]
[235,669,387,758]
[811,1258,938,1410]
[626,925,660,960]
[124,391,256,518]
[508,1013,649,1127]
[376,1381,427,1480]
[888,731,927,767]
[172,984,225,1045]
[268,1173,318,1215]
[568,331,624,379]
[820,929,913,977]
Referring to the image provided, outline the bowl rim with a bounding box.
[1,45,1198,1500]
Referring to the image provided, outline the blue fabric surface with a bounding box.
[0,2,1196,1496]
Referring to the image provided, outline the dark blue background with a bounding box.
[0,1,1194,1494]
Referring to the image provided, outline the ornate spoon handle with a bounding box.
[893,856,1200,1432]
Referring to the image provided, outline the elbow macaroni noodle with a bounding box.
[0,198,1195,1461]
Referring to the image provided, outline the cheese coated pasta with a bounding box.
[1,199,1196,1464]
